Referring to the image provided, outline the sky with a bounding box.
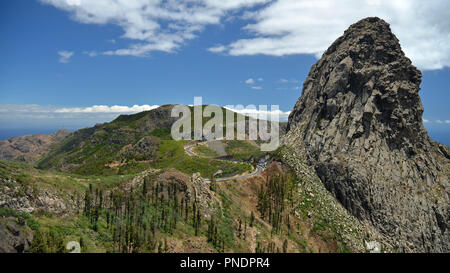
[0,0,449,145]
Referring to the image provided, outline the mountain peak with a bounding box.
[285,18,449,252]
[347,16,389,30]
[289,16,424,148]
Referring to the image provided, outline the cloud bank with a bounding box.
[42,0,450,70]
[0,104,160,120]
[55,104,159,113]
[224,106,291,121]
[225,0,450,70]
[0,104,450,128]
[41,0,269,57]
[0,104,294,122]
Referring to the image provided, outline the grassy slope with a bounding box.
[154,140,252,178]
[225,140,266,161]
[191,145,219,158]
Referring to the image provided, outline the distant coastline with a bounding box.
[1,126,448,146]
[0,128,72,141]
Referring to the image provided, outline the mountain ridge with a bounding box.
[0,129,71,163]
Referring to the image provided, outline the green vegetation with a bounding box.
[192,145,219,158]
[149,128,172,139]
[35,105,263,177]
[36,126,146,176]
[45,177,216,253]
[225,140,266,161]
[257,174,299,233]
[0,160,135,193]
[36,107,175,175]
[154,140,251,178]
[0,207,40,231]
[29,229,66,253]
[0,106,357,253]
[0,156,356,253]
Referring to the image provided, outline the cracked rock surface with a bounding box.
[286,17,449,252]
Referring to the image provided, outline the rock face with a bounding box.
[132,168,216,217]
[0,217,33,253]
[286,17,449,252]
[0,177,75,214]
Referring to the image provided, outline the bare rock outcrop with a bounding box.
[0,177,75,214]
[0,217,33,253]
[137,169,216,217]
[286,17,449,252]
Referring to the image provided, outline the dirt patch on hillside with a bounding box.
[217,161,342,253]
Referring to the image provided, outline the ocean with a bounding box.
[0,128,73,140]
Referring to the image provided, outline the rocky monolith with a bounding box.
[286,17,449,252]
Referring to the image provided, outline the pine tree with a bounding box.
[210,176,217,192]
[250,211,255,227]
[237,217,242,238]
[164,237,169,253]
[283,239,288,253]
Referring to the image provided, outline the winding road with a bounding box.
[184,142,266,182]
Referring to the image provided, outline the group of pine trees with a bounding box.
[29,169,299,253]
[206,215,226,252]
[81,175,208,253]
[255,239,288,253]
[255,173,297,252]
[29,229,66,253]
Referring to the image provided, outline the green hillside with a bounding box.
[0,158,357,253]
[37,105,283,177]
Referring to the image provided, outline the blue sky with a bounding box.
[0,0,449,145]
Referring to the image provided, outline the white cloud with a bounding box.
[55,104,160,113]
[223,0,450,70]
[245,78,255,84]
[58,50,74,63]
[0,104,160,131]
[225,106,291,121]
[0,104,160,120]
[208,45,227,53]
[245,78,264,84]
[279,78,298,83]
[0,104,291,123]
[83,51,98,57]
[251,86,262,90]
[42,0,269,57]
[43,1,450,70]
[422,119,450,124]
